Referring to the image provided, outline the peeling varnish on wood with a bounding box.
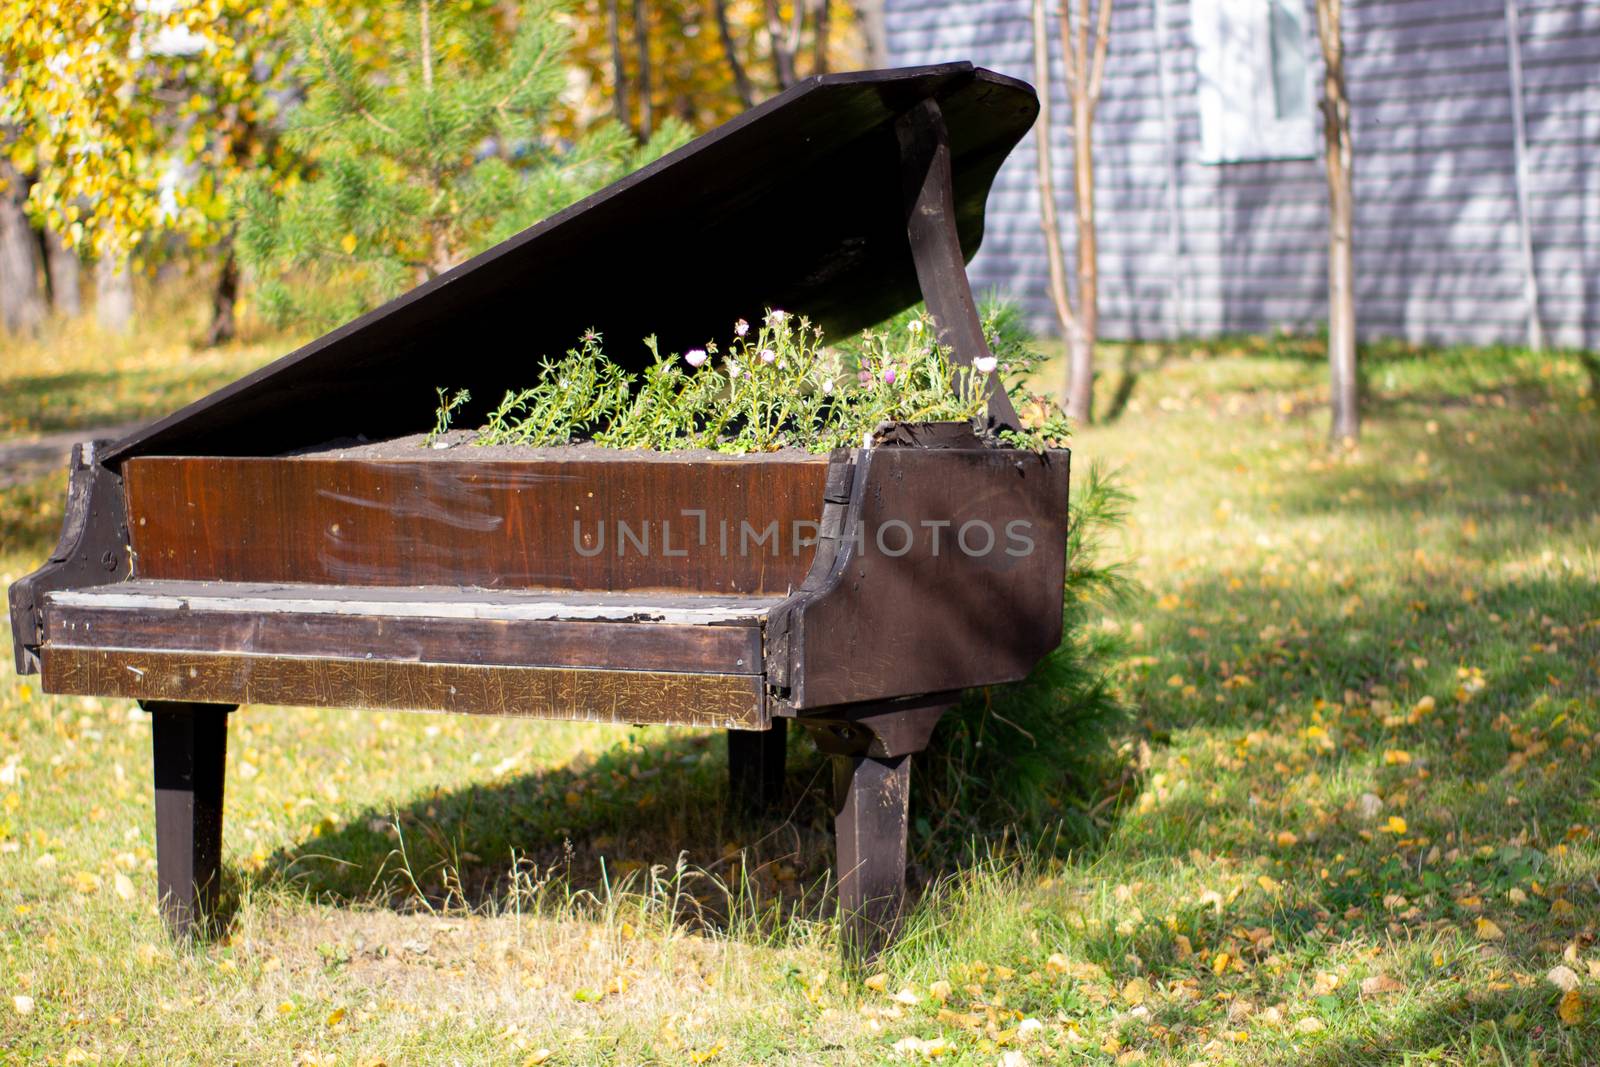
[43,647,765,728]
[47,581,782,626]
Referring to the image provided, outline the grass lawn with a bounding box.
[1,317,1597,1064]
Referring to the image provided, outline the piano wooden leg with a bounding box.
[800,695,955,964]
[144,701,234,940]
[832,751,912,963]
[727,722,786,819]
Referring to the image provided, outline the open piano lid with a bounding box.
[103,63,1038,464]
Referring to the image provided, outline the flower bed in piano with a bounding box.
[425,307,1070,455]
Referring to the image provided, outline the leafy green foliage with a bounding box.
[238,0,687,328]
[425,387,471,445]
[433,308,1065,453]
[475,334,631,446]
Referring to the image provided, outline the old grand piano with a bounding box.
[10,63,1068,961]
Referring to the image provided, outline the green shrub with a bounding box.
[431,308,1069,453]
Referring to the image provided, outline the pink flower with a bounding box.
[685,349,708,368]
[727,360,742,378]
[974,355,998,374]
[765,309,787,327]
[882,368,897,385]
[760,348,777,365]
[734,319,749,337]
[858,370,873,385]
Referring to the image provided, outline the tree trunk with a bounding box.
[1031,0,1084,391]
[1034,0,1110,425]
[855,0,889,68]
[632,0,653,140]
[202,242,240,347]
[1316,0,1358,444]
[813,0,831,75]
[1066,98,1099,424]
[0,161,46,336]
[606,0,631,131]
[41,227,81,317]
[763,0,799,89]
[95,252,135,334]
[712,0,755,108]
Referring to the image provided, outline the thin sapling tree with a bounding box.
[1031,0,1113,424]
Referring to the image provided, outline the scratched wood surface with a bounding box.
[772,446,1071,709]
[124,456,829,594]
[45,603,763,675]
[42,646,766,727]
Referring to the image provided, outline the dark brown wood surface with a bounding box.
[46,602,763,675]
[896,100,1021,431]
[770,446,1070,709]
[44,646,766,727]
[7,442,130,673]
[124,456,828,594]
[146,702,231,938]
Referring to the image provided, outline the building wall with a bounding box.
[885,0,1599,348]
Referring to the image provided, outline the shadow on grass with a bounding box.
[241,693,1126,943]
[0,365,244,437]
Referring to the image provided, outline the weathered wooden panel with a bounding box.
[770,446,1070,709]
[46,601,764,675]
[125,456,828,594]
[42,646,766,727]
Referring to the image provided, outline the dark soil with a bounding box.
[286,430,828,463]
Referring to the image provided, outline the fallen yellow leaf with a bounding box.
[1275,830,1299,848]
[1257,874,1282,893]
[1559,989,1584,1025]
[112,872,135,902]
[1475,917,1505,941]
[325,1007,346,1027]
[522,1050,553,1066]
[689,1042,725,1063]
[864,972,889,992]
[927,980,951,1002]
[340,233,358,254]
[1212,952,1230,976]
[1360,973,1405,997]
[1120,977,1150,1005]
[1383,749,1412,765]
[1383,816,1408,835]
[1294,1016,1326,1034]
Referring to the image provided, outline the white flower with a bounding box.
[766,309,788,326]
[974,355,998,374]
[684,349,708,368]
[907,319,924,335]
[726,360,742,378]
[821,378,834,394]
[760,348,777,365]
[734,318,749,337]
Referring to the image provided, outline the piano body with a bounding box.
[9,64,1067,961]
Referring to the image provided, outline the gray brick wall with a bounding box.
[886,0,1599,348]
